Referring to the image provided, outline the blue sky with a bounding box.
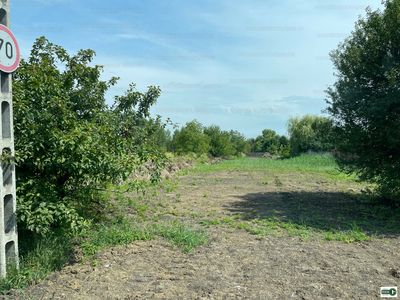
[10,0,386,140]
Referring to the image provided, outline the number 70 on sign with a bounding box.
[0,24,20,73]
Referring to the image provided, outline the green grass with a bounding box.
[1,151,399,299]
[178,152,357,180]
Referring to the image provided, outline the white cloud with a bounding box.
[11,0,386,139]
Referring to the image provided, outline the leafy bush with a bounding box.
[278,144,292,157]
[229,130,249,156]
[4,36,175,238]
[203,125,235,157]
[172,120,211,156]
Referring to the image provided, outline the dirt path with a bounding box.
[2,158,400,299]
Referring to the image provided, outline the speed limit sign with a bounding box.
[0,24,20,73]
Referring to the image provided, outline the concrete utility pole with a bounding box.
[0,0,20,279]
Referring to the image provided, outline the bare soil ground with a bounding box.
[2,156,400,300]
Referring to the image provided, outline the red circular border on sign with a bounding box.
[0,24,20,73]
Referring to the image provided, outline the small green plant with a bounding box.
[244,213,252,220]
[204,192,209,198]
[152,188,158,196]
[126,198,133,206]
[208,209,217,216]
[192,181,196,186]
[116,193,124,202]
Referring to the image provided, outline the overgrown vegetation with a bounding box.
[1,0,400,297]
[2,36,178,239]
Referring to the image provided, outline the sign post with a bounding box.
[0,0,20,278]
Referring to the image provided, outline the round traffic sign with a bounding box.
[0,25,20,73]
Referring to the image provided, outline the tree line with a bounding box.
[138,114,340,159]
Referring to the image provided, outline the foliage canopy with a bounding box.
[285,114,336,156]
[322,0,400,206]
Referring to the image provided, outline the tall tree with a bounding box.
[322,0,400,206]
[244,138,255,154]
[173,120,211,156]
[279,135,289,147]
[286,114,336,156]
[163,129,174,152]
[171,128,181,153]
[203,125,235,157]
[251,129,282,154]
[142,119,172,154]
[229,130,249,155]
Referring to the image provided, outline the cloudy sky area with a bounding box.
[10,0,387,140]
